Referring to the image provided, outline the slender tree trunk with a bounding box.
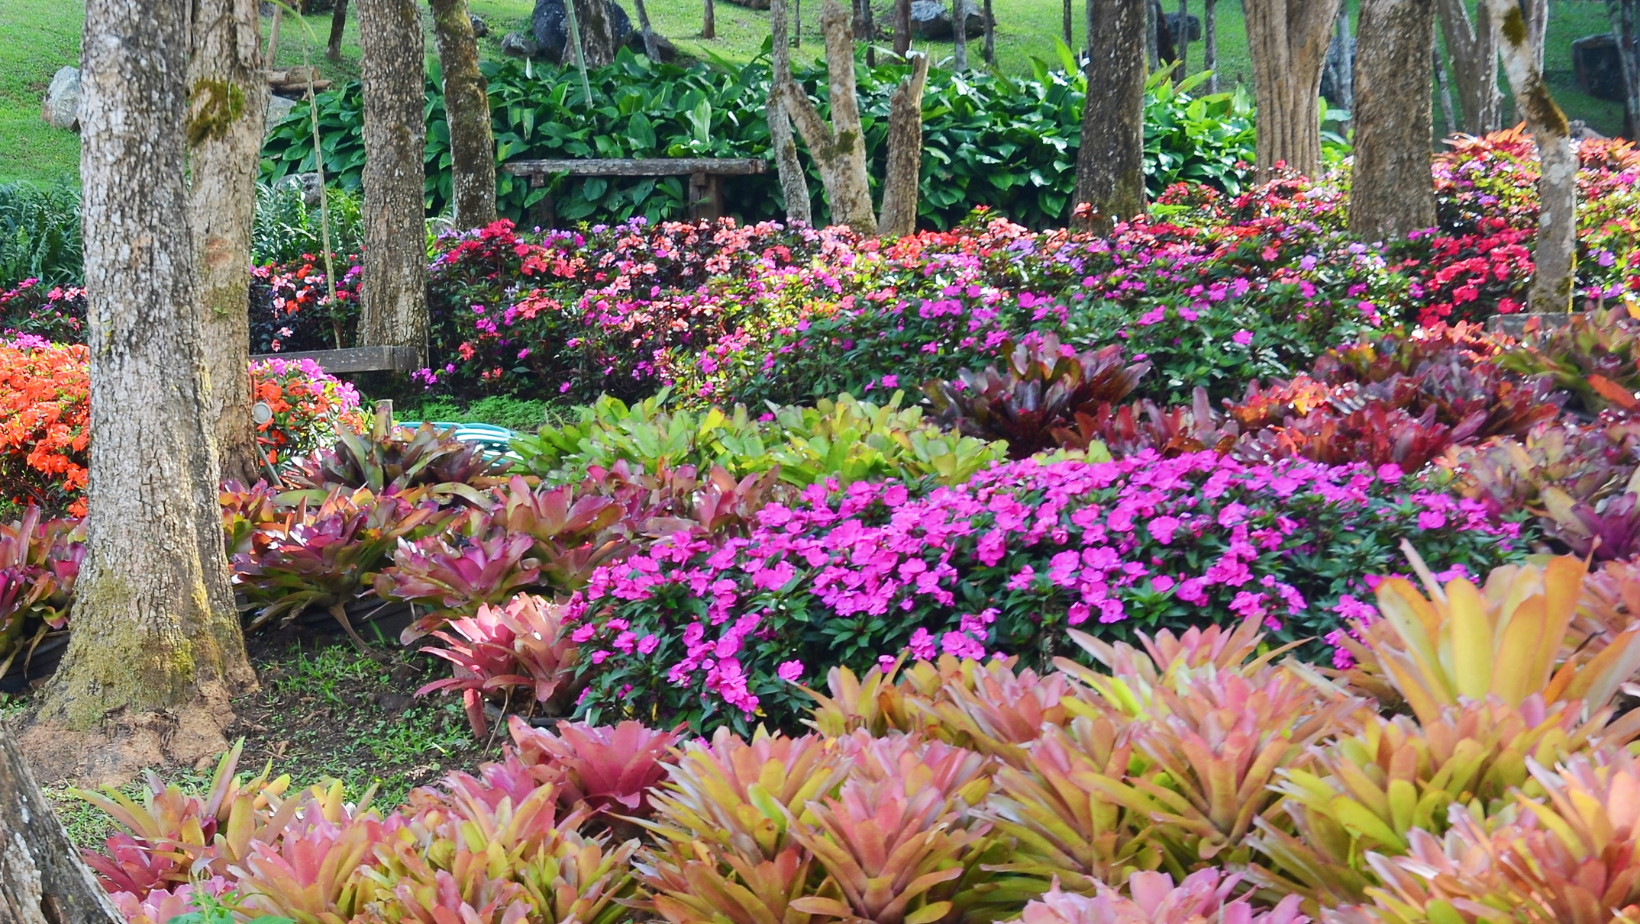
[1243,0,1342,176]
[1434,30,1459,136]
[1322,4,1354,112]
[894,0,910,55]
[1144,0,1158,67]
[1436,0,1501,133]
[1152,0,1176,64]
[430,0,497,230]
[357,0,429,357]
[1064,0,1073,46]
[768,92,812,224]
[575,0,622,64]
[1076,0,1146,233]
[0,728,124,924]
[1175,0,1188,73]
[953,0,969,70]
[1350,0,1436,241]
[795,0,802,45]
[983,0,995,64]
[861,0,877,65]
[1484,0,1575,313]
[1611,0,1640,139]
[632,0,661,58]
[189,0,265,487]
[771,0,878,232]
[1204,0,1218,91]
[877,52,931,236]
[704,0,716,38]
[327,0,349,59]
[35,0,252,741]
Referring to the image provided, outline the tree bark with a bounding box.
[1434,29,1459,135]
[1320,4,1353,111]
[1435,0,1500,133]
[430,0,497,230]
[1350,0,1436,242]
[704,0,716,38]
[771,0,878,233]
[1076,0,1146,234]
[1144,0,1158,68]
[631,0,661,58]
[894,0,910,56]
[1064,0,1073,46]
[953,0,969,70]
[1611,0,1640,139]
[1175,0,1188,73]
[877,52,930,237]
[982,0,994,63]
[0,728,124,924]
[327,0,349,59]
[1243,0,1342,177]
[37,0,253,734]
[1484,0,1575,314]
[188,0,265,487]
[768,92,813,224]
[357,0,429,358]
[575,0,623,65]
[1204,0,1218,92]
[861,0,877,66]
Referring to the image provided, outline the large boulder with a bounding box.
[265,94,300,135]
[501,30,541,56]
[531,0,633,64]
[40,66,79,132]
[907,0,983,41]
[1573,33,1626,102]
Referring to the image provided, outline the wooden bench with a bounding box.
[499,157,769,227]
[249,345,421,374]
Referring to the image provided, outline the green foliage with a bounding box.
[262,50,1269,230]
[402,395,557,432]
[0,181,81,290]
[251,181,364,266]
[512,390,1008,488]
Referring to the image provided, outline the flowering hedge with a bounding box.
[564,452,1531,732]
[248,356,365,465]
[0,337,88,516]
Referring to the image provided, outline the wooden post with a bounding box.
[0,728,125,924]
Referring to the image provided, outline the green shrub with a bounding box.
[0,182,82,291]
[251,181,365,266]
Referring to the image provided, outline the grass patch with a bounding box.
[400,394,557,431]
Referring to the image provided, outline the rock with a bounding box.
[532,0,634,63]
[1569,119,1608,142]
[907,0,983,41]
[40,66,79,131]
[470,13,489,37]
[626,29,679,61]
[501,30,541,56]
[1164,11,1200,43]
[1573,33,1626,102]
[274,172,324,207]
[265,93,300,135]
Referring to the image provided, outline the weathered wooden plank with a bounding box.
[250,345,421,373]
[501,157,769,177]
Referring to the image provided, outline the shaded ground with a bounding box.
[3,629,496,849]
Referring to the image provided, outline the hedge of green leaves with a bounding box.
[260,47,1276,229]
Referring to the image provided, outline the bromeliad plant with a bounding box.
[416,594,582,736]
[0,505,81,676]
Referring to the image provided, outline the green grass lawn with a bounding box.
[0,0,1628,187]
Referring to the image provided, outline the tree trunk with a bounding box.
[894,0,910,56]
[1320,4,1353,112]
[1435,0,1500,133]
[1064,0,1073,46]
[1611,0,1640,139]
[1152,0,1176,65]
[188,0,265,487]
[1204,0,1218,92]
[1076,0,1146,233]
[982,0,995,63]
[768,92,813,224]
[327,0,349,59]
[1243,0,1341,176]
[1144,0,1158,67]
[953,0,969,70]
[356,0,429,358]
[861,0,877,65]
[877,52,930,237]
[771,0,878,232]
[1350,0,1436,241]
[575,0,623,65]
[36,0,253,737]
[0,728,124,924]
[430,0,497,230]
[1434,30,1459,136]
[704,0,716,38]
[1175,0,1188,73]
[1484,0,1575,314]
[632,0,661,58]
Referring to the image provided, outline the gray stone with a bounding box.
[501,30,541,56]
[1164,11,1200,43]
[907,0,983,41]
[470,13,489,36]
[532,0,634,63]
[273,171,324,207]
[265,93,300,135]
[1573,33,1626,102]
[40,66,79,131]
